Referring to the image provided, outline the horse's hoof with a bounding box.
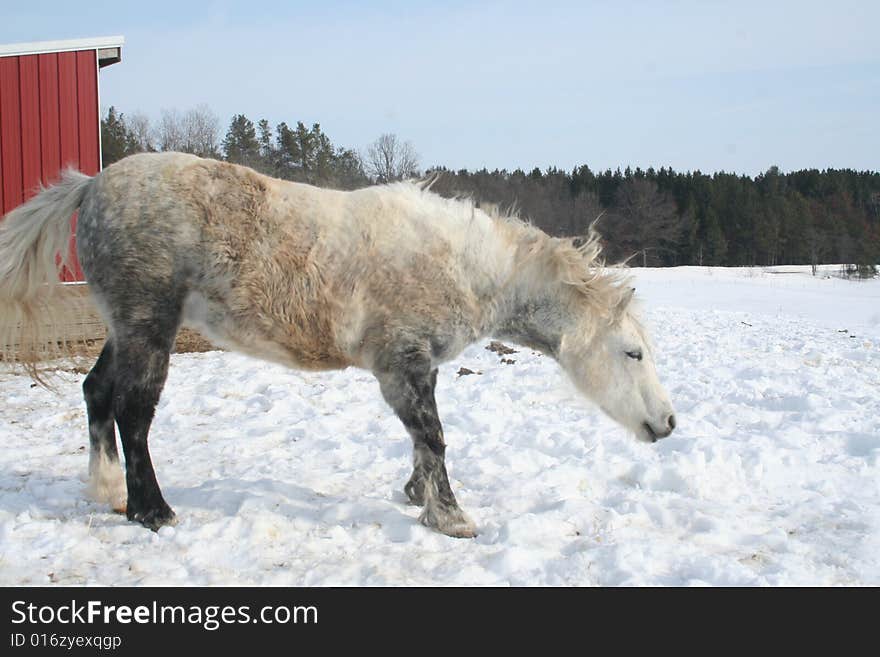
[441,521,478,539]
[85,463,127,513]
[112,502,127,515]
[419,505,477,538]
[128,504,177,531]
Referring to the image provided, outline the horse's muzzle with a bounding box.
[644,414,676,442]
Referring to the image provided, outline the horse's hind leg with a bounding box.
[403,368,437,506]
[377,362,476,538]
[112,317,180,531]
[83,339,127,513]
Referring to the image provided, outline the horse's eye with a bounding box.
[626,350,643,361]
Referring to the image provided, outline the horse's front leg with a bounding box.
[376,363,476,538]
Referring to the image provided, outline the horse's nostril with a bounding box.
[667,414,677,431]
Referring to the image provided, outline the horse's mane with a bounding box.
[545,226,635,320]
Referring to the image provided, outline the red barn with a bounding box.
[0,35,123,281]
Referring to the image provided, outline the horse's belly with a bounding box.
[181,291,350,371]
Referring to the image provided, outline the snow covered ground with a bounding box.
[1,265,878,586]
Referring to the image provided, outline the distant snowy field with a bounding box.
[1,266,878,586]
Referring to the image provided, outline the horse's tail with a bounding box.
[0,169,94,383]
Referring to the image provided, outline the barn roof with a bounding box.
[0,36,124,68]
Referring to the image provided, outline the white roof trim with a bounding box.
[0,36,124,58]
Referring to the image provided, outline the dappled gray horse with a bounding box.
[0,153,675,538]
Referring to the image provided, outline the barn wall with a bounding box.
[0,49,100,281]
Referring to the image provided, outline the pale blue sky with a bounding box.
[2,1,878,174]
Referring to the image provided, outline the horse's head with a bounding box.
[558,287,676,443]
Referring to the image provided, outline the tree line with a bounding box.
[101,106,879,273]
[427,164,880,273]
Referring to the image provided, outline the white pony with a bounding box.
[0,152,675,538]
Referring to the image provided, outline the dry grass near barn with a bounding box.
[1,283,218,376]
[173,328,218,354]
[2,328,217,377]
[65,328,217,360]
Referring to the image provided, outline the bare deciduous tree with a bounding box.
[182,104,221,158]
[608,178,684,266]
[156,105,220,157]
[364,133,419,183]
[127,111,155,152]
[157,108,186,152]
[571,190,604,236]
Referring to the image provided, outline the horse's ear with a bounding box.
[615,287,635,317]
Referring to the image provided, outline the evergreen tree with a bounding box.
[101,107,138,166]
[257,119,273,158]
[222,114,260,168]
[704,209,728,265]
[257,119,275,173]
